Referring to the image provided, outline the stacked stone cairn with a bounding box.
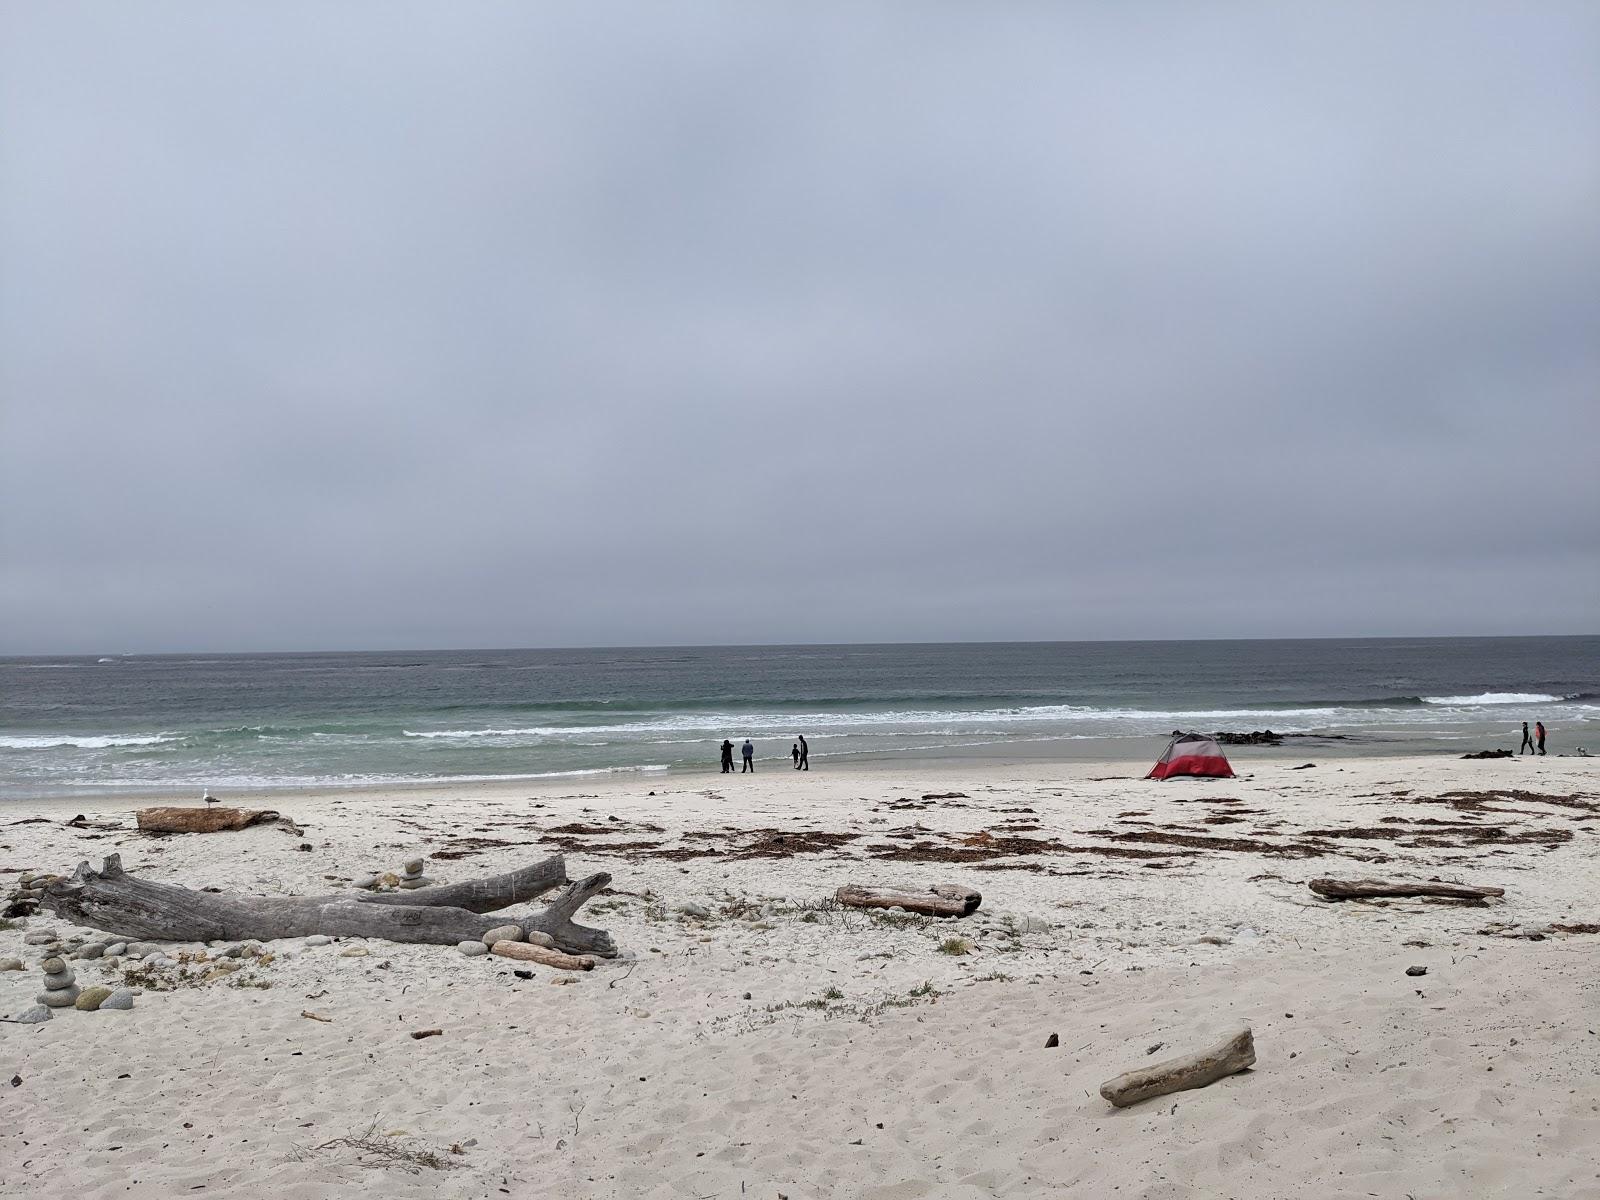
[352,857,437,892]
[398,858,433,890]
[38,956,80,1008]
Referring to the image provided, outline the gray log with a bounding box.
[1100,1025,1256,1108]
[1308,877,1505,902]
[355,858,567,913]
[836,882,982,918]
[41,853,616,958]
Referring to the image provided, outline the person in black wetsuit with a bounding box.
[720,739,735,773]
[797,734,809,771]
[1519,722,1535,755]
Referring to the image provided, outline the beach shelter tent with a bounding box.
[1147,732,1234,780]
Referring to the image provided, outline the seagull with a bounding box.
[203,789,218,804]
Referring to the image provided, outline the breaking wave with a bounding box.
[0,733,175,750]
[1421,692,1563,706]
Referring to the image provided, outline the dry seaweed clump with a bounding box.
[292,1120,464,1173]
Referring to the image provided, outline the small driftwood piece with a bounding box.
[836,883,982,918]
[42,853,616,957]
[490,941,596,971]
[136,806,302,836]
[1100,1025,1255,1108]
[1308,878,1505,902]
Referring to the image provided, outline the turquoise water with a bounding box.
[1,638,1595,798]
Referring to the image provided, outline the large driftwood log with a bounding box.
[136,806,301,835]
[1308,878,1505,902]
[356,858,568,912]
[41,853,616,957]
[1100,1025,1256,1108]
[836,883,982,918]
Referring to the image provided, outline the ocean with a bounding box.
[1,637,1595,799]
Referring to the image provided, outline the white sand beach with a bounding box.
[3,754,1598,1199]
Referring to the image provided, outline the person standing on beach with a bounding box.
[791,742,800,769]
[741,739,754,773]
[797,734,809,771]
[720,739,735,773]
[1519,722,1535,754]
[1536,720,1547,755]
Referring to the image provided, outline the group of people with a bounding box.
[1519,720,1549,755]
[718,734,808,772]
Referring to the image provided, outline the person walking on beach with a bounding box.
[797,734,809,771]
[1536,720,1547,755]
[1519,722,1535,755]
[791,742,801,769]
[741,739,754,773]
[720,739,735,774]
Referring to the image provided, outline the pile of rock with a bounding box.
[5,872,61,918]
[398,859,434,890]
[352,857,437,892]
[37,956,80,1008]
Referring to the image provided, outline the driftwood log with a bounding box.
[1309,878,1505,902]
[836,883,982,918]
[490,941,596,971]
[41,853,616,957]
[1100,1025,1256,1108]
[136,806,302,836]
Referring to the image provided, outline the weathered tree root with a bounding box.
[42,853,617,957]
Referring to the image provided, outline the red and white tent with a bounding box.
[1147,732,1234,780]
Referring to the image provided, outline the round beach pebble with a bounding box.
[39,984,80,1007]
[525,930,556,949]
[353,875,380,890]
[75,985,114,1012]
[12,1004,51,1024]
[104,942,127,957]
[403,859,425,875]
[74,943,107,960]
[339,946,369,958]
[456,941,489,957]
[42,969,76,991]
[481,925,523,946]
[0,957,23,972]
[23,930,58,946]
[397,877,433,889]
[99,989,135,1011]
[303,935,332,947]
[40,957,67,976]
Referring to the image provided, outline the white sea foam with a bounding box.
[0,733,175,750]
[1422,692,1562,706]
[399,700,1424,743]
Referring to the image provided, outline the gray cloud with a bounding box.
[2,2,1597,652]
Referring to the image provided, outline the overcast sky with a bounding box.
[1,3,1596,654]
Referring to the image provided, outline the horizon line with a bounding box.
[3,631,1597,659]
